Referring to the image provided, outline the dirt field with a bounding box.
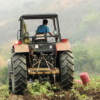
[0,78,100,100]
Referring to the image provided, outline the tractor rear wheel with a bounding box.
[59,50,74,89]
[9,79,12,92]
[12,54,27,94]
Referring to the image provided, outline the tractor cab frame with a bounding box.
[18,14,61,43]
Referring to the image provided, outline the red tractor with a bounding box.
[8,14,74,94]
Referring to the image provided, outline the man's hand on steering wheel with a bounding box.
[54,34,58,38]
[48,32,58,39]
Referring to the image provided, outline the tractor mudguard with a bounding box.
[56,39,71,51]
[8,59,12,79]
[8,59,12,72]
[14,43,29,53]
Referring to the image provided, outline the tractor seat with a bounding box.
[34,33,47,42]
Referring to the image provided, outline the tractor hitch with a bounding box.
[28,68,59,75]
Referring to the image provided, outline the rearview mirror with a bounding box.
[53,30,58,35]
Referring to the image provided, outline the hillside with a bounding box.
[0,40,14,67]
[0,0,100,71]
[0,0,100,45]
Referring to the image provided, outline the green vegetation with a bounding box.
[0,85,9,100]
[0,42,12,60]
[0,41,12,84]
[28,78,100,99]
[0,67,8,84]
[0,77,100,99]
[28,80,55,96]
[72,37,100,75]
[70,11,100,43]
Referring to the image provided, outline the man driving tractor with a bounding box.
[37,19,55,37]
[24,19,57,44]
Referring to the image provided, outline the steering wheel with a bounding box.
[32,36,35,42]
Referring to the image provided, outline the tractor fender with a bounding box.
[8,59,11,72]
[56,39,71,51]
[8,59,12,79]
[14,43,29,53]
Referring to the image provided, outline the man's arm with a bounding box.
[48,32,54,36]
[46,26,57,38]
[49,32,58,38]
[46,26,54,36]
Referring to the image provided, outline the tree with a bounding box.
[72,37,100,73]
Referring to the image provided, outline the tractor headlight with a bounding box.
[49,45,52,49]
[35,45,39,48]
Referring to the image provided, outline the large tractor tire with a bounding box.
[8,59,12,92]
[12,54,27,94]
[60,50,74,90]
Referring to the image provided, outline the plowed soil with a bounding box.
[0,86,100,100]
[0,78,100,100]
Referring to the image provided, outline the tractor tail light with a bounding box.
[61,39,68,42]
[15,41,22,45]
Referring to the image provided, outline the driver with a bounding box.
[37,19,55,37]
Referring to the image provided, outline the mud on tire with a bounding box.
[60,50,74,89]
[12,54,27,94]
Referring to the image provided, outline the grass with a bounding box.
[0,85,9,100]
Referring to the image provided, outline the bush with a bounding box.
[72,37,100,73]
[0,67,8,84]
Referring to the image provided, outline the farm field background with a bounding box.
[0,0,100,100]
